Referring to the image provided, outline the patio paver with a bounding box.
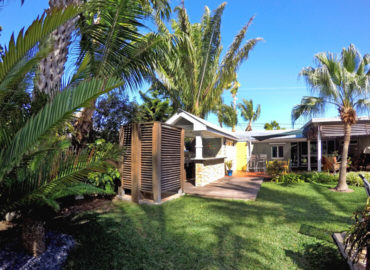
[184,176,263,200]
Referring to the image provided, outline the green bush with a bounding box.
[298,171,369,187]
[346,172,369,187]
[87,139,121,192]
[275,173,304,184]
[88,167,120,193]
[266,160,287,179]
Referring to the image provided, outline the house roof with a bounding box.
[236,129,305,142]
[302,116,370,128]
[166,110,238,141]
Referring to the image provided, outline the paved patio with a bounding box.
[184,176,263,201]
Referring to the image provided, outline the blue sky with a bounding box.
[1,0,369,130]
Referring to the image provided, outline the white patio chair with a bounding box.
[256,154,267,172]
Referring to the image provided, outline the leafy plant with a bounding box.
[298,171,368,187]
[87,139,121,192]
[137,89,173,122]
[225,160,233,171]
[266,160,288,179]
[345,198,370,268]
[275,173,304,184]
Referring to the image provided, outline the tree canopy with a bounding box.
[152,3,262,117]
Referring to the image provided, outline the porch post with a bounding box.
[317,125,322,172]
[195,135,203,159]
[307,140,311,171]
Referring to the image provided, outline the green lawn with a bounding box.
[62,182,367,270]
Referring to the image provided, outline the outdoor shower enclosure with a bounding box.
[119,122,185,203]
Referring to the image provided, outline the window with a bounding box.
[271,145,284,159]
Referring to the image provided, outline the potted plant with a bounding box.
[225,160,233,176]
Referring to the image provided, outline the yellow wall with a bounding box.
[236,142,247,171]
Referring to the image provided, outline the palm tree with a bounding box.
[292,44,370,192]
[264,120,281,130]
[152,3,262,118]
[220,104,238,132]
[73,0,171,148]
[0,7,123,255]
[238,98,261,131]
[36,0,83,98]
[230,79,240,110]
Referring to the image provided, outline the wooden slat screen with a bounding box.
[141,123,154,192]
[321,123,370,137]
[121,125,132,189]
[120,122,183,201]
[161,125,182,192]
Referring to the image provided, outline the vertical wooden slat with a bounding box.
[180,128,185,192]
[131,123,141,203]
[152,122,161,203]
[118,126,125,195]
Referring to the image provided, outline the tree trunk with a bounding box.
[22,218,45,257]
[232,125,235,132]
[245,121,252,131]
[36,0,81,98]
[336,123,351,191]
[73,99,96,149]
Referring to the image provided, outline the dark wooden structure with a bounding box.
[119,122,185,203]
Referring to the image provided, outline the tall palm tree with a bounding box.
[292,44,370,192]
[220,104,238,132]
[152,3,262,118]
[238,98,261,131]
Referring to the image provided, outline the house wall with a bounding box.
[195,158,225,186]
[236,142,247,171]
[225,140,237,171]
[251,142,291,162]
[357,136,370,154]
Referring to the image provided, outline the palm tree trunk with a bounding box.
[245,121,252,131]
[73,100,96,150]
[233,94,237,110]
[336,123,351,191]
[36,0,81,98]
[22,218,45,257]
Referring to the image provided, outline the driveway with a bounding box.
[184,176,263,201]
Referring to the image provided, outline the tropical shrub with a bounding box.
[346,172,369,187]
[275,173,304,184]
[300,172,338,184]
[266,160,288,179]
[345,198,370,268]
[298,171,368,187]
[87,139,121,192]
[88,167,120,193]
[225,160,233,171]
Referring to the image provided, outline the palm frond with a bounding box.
[0,77,123,180]
[0,6,79,87]
[291,96,325,123]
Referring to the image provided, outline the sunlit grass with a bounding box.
[63,182,367,270]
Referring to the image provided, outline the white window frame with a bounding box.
[271,145,284,159]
